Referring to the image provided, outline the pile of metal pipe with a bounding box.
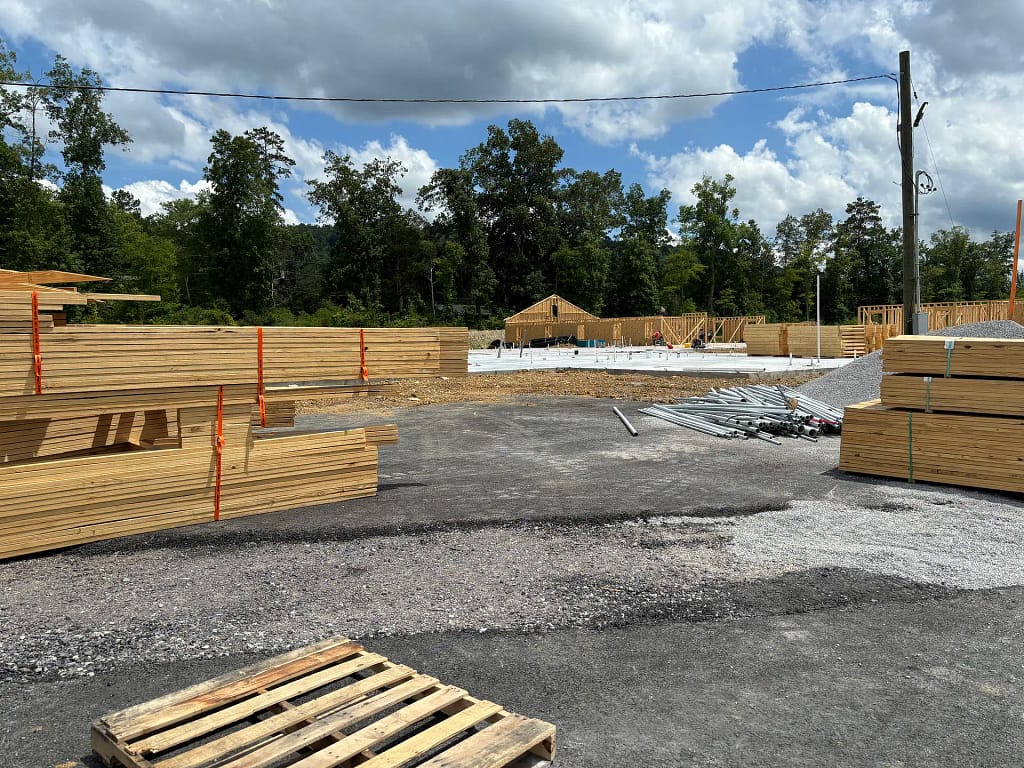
[638,385,843,444]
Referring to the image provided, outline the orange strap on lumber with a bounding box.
[257,327,266,427]
[359,328,369,382]
[214,385,225,521]
[31,291,42,395]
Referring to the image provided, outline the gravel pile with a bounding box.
[798,320,1024,408]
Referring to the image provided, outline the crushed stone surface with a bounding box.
[726,485,1024,589]
[3,481,1021,683]
[798,320,1024,407]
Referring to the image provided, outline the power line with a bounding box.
[911,79,956,229]
[0,73,896,104]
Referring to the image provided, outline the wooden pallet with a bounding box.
[92,636,556,768]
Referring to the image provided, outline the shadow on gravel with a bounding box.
[53,503,790,559]
[823,467,1024,506]
[552,567,963,631]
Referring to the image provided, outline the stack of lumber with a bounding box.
[743,323,789,356]
[786,324,867,358]
[840,335,1024,492]
[0,324,466,396]
[0,271,469,560]
[92,636,557,768]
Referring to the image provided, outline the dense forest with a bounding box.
[0,43,1015,329]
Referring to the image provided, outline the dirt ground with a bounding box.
[297,370,821,416]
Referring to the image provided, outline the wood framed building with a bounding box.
[503,296,764,346]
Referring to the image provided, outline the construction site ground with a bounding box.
[3,375,1024,767]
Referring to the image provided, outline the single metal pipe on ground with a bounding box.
[612,406,639,437]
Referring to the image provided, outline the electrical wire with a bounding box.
[0,73,896,104]
[912,78,956,229]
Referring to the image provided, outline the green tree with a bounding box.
[0,44,74,272]
[734,220,776,319]
[461,119,566,309]
[972,231,1014,299]
[307,151,405,308]
[921,227,1012,303]
[417,167,493,318]
[606,184,671,316]
[676,174,741,314]
[774,209,833,320]
[825,198,900,322]
[549,169,623,313]
[44,56,131,277]
[151,197,209,305]
[201,127,295,314]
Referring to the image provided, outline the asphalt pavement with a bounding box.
[3,396,1022,767]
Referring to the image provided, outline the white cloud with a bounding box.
[112,178,210,216]
[4,0,1023,238]
[0,0,807,143]
[323,135,439,213]
[635,100,897,234]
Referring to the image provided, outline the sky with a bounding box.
[1,0,1022,241]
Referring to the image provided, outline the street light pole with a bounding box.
[816,271,821,361]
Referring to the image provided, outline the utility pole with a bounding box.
[899,50,917,335]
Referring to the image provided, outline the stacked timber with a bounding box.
[0,272,469,560]
[840,335,1024,493]
[743,323,789,356]
[786,325,867,358]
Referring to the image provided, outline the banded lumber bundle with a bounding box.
[839,401,1024,494]
[842,335,1024,493]
[882,335,1024,378]
[0,276,468,559]
[0,322,468,396]
[0,409,174,464]
[92,636,557,768]
[0,400,385,560]
[786,325,867,358]
[880,375,1024,416]
[743,323,788,356]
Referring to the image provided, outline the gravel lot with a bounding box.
[3,323,1024,767]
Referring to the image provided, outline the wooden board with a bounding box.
[786,325,867,358]
[0,324,469,396]
[882,335,1024,378]
[743,323,789,356]
[839,400,1024,493]
[0,287,455,559]
[881,374,1024,416]
[0,421,387,559]
[92,636,556,768]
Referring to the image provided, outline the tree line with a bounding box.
[0,42,1015,329]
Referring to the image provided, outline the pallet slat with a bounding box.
[93,637,556,768]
